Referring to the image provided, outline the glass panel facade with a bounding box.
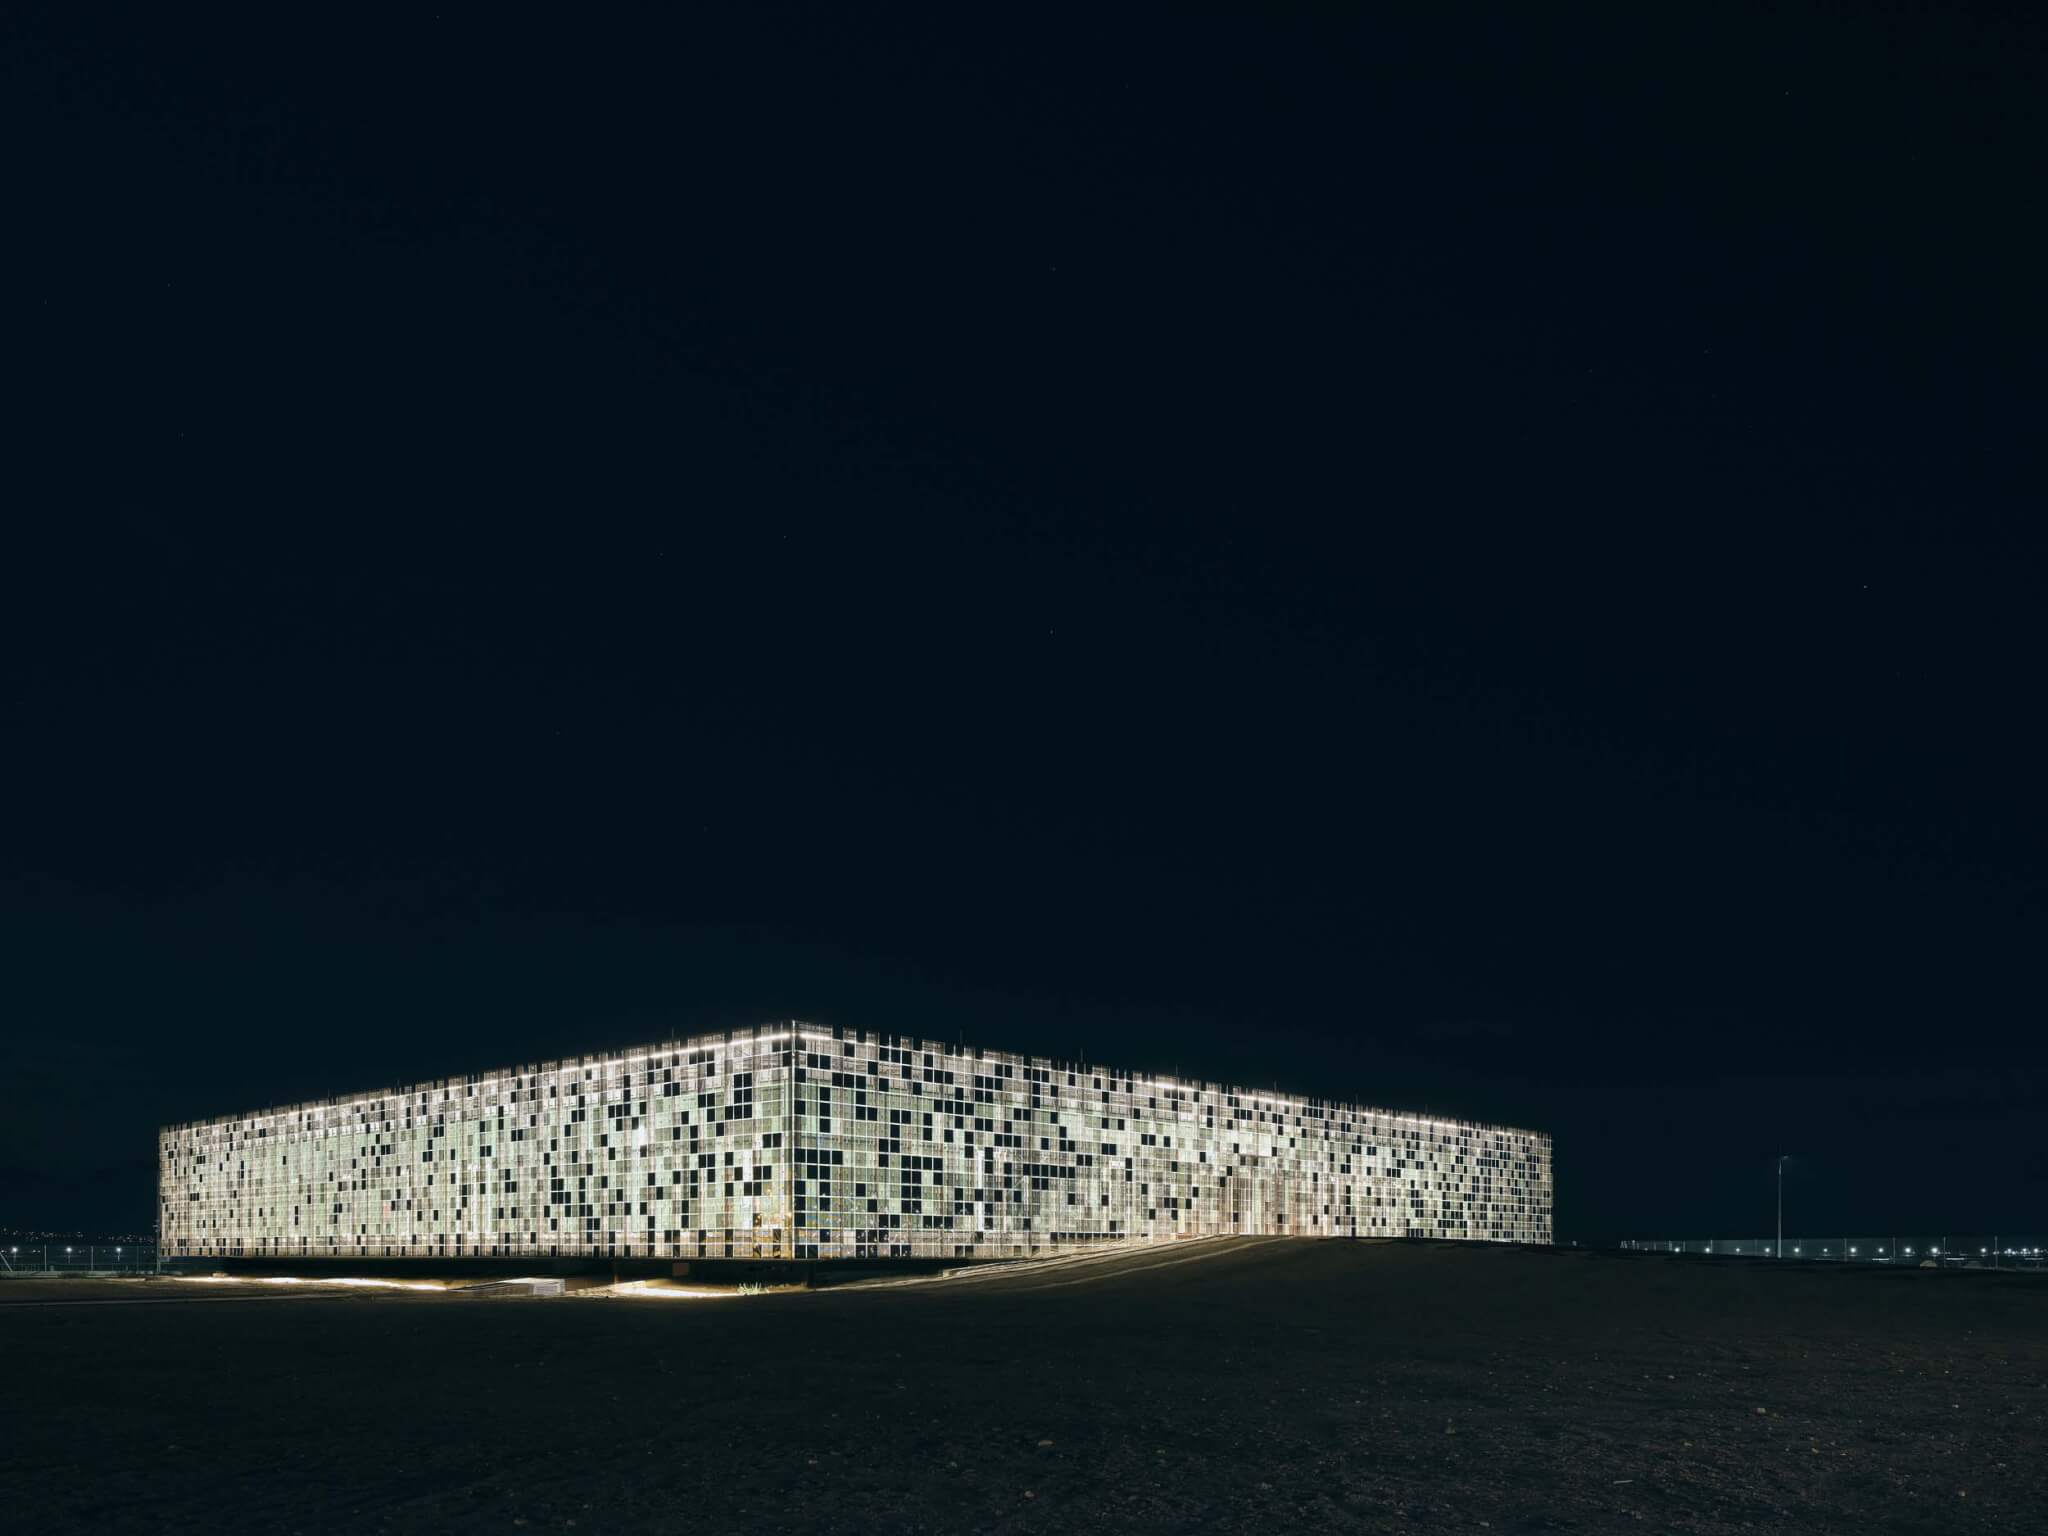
[160,1023,1551,1261]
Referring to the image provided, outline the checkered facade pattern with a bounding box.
[160,1022,1551,1261]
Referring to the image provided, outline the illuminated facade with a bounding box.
[159,1022,1552,1262]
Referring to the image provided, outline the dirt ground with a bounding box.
[2,1240,2041,1533]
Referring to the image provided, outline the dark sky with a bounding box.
[5,4,2044,1243]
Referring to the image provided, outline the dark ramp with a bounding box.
[3,1240,2040,1534]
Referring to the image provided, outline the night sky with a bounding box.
[5,5,2044,1243]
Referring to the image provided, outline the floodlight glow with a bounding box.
[607,1281,747,1301]
[171,1274,449,1292]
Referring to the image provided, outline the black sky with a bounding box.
[4,4,2044,1242]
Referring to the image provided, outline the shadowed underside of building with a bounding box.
[159,1022,1552,1265]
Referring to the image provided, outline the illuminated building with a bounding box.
[159,1022,1552,1262]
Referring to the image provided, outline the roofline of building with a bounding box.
[158,1017,1550,1143]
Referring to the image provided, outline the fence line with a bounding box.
[1619,1235,2044,1268]
[0,1244,160,1275]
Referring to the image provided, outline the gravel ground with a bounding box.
[3,1240,2041,1533]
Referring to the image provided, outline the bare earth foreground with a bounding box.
[2,1241,2041,1534]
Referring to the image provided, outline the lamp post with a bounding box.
[1776,1155,1787,1258]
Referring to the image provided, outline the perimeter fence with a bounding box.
[0,1243,160,1275]
[1619,1235,2045,1268]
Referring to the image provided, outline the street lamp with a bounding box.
[1776,1155,1788,1258]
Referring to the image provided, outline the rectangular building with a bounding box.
[159,1021,1552,1262]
